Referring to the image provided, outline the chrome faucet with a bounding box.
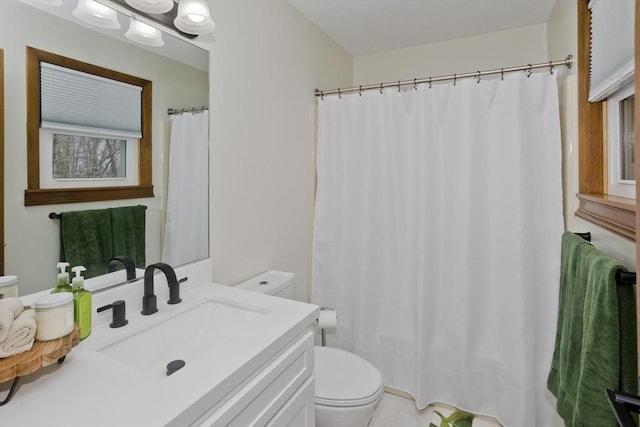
[107,256,137,282]
[141,262,182,315]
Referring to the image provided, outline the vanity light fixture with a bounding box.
[173,0,215,35]
[124,0,173,15]
[72,0,121,29]
[125,18,165,46]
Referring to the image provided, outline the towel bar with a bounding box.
[606,389,640,427]
[49,205,148,220]
[574,232,591,242]
[573,232,636,286]
[616,271,637,286]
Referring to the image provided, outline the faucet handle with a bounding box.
[168,276,187,305]
[97,300,129,328]
[141,294,158,315]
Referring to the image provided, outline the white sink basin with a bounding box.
[96,298,269,377]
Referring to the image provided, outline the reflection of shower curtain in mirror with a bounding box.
[312,73,563,427]
[163,111,209,266]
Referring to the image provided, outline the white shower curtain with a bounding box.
[312,73,563,426]
[162,111,209,266]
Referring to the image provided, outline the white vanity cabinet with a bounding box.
[188,330,315,426]
[5,276,319,427]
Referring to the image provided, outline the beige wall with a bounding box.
[547,0,578,233]
[1,1,208,295]
[354,23,549,84]
[208,0,353,301]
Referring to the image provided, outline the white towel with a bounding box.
[0,297,24,318]
[0,309,36,358]
[0,297,24,343]
[0,310,13,343]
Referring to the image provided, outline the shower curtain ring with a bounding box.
[338,88,341,99]
[476,71,481,84]
[359,85,363,96]
[527,64,532,77]
[429,77,432,89]
[549,61,554,75]
[453,74,457,86]
[501,68,504,80]
[414,79,417,90]
[397,81,401,92]
[380,83,383,94]
[320,90,324,100]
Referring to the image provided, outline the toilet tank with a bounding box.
[234,270,296,299]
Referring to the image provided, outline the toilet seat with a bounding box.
[314,346,384,407]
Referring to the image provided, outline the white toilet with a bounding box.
[236,270,384,427]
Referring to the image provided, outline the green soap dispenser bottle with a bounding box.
[71,266,91,339]
[51,262,72,294]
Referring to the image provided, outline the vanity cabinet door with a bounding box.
[266,377,315,427]
[195,331,314,426]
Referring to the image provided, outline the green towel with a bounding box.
[59,209,113,279]
[110,206,146,271]
[547,231,637,426]
[59,205,146,279]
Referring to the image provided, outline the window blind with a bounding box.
[40,62,142,138]
[588,0,635,102]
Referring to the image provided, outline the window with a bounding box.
[576,0,637,241]
[40,129,139,188]
[607,83,635,198]
[25,47,154,205]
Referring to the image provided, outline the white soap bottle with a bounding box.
[51,262,72,294]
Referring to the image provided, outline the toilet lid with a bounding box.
[314,346,384,407]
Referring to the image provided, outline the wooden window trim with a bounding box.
[576,0,637,241]
[24,47,154,206]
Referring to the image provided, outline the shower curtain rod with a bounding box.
[167,106,208,115]
[315,55,573,99]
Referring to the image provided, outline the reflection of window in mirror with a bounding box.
[25,46,154,205]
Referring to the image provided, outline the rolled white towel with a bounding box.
[0,297,24,343]
[0,309,36,358]
[0,297,24,318]
[0,310,13,343]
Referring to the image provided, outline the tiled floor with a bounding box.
[369,392,502,427]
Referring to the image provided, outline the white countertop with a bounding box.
[1,264,319,426]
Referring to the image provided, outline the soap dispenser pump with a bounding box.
[71,266,91,339]
[51,262,72,294]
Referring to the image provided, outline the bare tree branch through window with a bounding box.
[52,134,126,179]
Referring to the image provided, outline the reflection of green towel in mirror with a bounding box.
[59,205,146,279]
[110,206,145,273]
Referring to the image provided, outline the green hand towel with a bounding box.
[110,205,146,270]
[548,231,637,426]
[59,208,112,279]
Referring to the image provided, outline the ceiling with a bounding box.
[288,0,559,56]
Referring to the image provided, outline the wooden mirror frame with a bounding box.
[24,47,154,206]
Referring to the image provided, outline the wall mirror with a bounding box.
[0,0,209,295]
